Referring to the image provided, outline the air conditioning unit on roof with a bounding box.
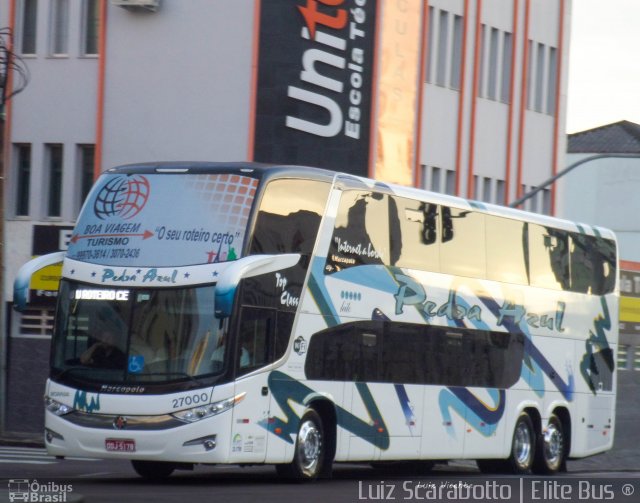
[112,0,160,12]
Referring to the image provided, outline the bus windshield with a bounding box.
[52,280,228,386]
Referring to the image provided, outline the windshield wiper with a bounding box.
[52,366,95,381]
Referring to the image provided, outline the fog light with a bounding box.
[45,428,64,443]
[183,434,217,451]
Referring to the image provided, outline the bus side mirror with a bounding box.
[13,252,66,312]
[214,253,301,318]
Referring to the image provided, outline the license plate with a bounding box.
[105,438,136,452]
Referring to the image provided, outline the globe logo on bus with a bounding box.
[94,175,150,220]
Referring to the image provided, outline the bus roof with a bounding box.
[105,162,616,242]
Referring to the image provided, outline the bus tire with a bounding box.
[533,414,565,474]
[506,412,535,474]
[276,409,325,481]
[131,460,175,480]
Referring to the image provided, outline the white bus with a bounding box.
[14,163,618,480]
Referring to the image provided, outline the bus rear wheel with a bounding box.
[276,409,325,481]
[131,460,175,480]
[506,412,535,474]
[533,414,566,474]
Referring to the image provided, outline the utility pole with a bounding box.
[0,27,29,435]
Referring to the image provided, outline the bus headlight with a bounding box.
[45,397,73,416]
[172,392,246,423]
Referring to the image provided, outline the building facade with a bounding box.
[0,0,570,435]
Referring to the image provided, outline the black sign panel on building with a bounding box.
[253,0,376,176]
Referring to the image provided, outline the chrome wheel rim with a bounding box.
[297,419,322,475]
[514,421,532,468]
[544,422,563,469]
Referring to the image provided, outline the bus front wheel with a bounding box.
[131,460,175,480]
[276,409,326,481]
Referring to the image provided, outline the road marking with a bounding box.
[0,446,57,465]
[0,446,101,465]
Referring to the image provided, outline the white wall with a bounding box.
[101,0,255,170]
[556,154,640,262]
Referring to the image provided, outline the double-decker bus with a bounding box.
[14,162,618,480]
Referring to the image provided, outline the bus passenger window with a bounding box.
[250,179,330,256]
[440,207,486,279]
[326,191,390,273]
[528,225,570,290]
[570,234,617,295]
[393,197,440,272]
[485,216,528,285]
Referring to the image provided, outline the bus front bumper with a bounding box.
[44,410,233,464]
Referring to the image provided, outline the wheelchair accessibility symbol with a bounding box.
[128,355,145,374]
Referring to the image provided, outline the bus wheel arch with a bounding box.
[533,407,570,474]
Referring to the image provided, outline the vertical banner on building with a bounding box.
[253,0,377,176]
[371,0,423,186]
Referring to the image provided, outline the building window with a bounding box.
[487,27,499,100]
[427,7,464,90]
[479,26,511,104]
[47,144,63,217]
[501,32,512,103]
[425,6,435,83]
[18,308,55,338]
[20,0,38,55]
[423,166,455,195]
[478,24,486,96]
[431,166,441,192]
[546,47,557,115]
[428,8,465,92]
[541,188,551,215]
[445,169,456,195]
[79,144,95,205]
[526,41,557,115]
[50,0,69,55]
[526,40,534,110]
[534,42,545,112]
[450,14,463,90]
[15,144,31,216]
[473,175,480,200]
[82,0,99,56]
[496,179,505,205]
[482,177,492,203]
[635,346,640,371]
[436,10,449,87]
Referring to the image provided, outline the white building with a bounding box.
[558,120,640,379]
[0,0,570,436]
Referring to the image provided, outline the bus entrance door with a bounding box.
[228,306,276,463]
